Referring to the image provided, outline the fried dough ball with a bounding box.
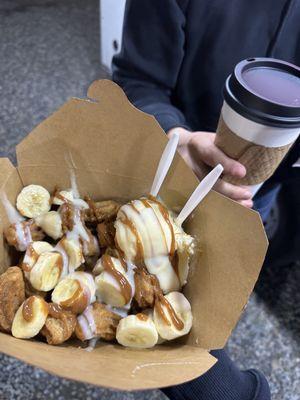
[75,302,121,342]
[40,303,77,345]
[97,221,116,249]
[84,199,121,226]
[134,269,160,309]
[5,221,45,251]
[0,267,25,332]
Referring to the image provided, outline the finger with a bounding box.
[214,179,252,201]
[238,199,254,208]
[193,141,247,178]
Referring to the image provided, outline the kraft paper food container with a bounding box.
[0,80,268,390]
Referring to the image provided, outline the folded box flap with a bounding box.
[184,192,268,349]
[16,80,197,202]
[0,334,217,390]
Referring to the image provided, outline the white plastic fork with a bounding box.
[176,164,224,226]
[150,132,179,197]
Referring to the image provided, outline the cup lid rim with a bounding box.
[224,58,300,127]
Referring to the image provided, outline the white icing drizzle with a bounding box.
[85,337,99,352]
[100,260,137,318]
[78,304,98,344]
[53,242,69,278]
[70,170,80,200]
[0,191,24,224]
[0,191,32,251]
[78,314,94,341]
[125,261,136,304]
[83,273,96,303]
[84,305,97,333]
[66,207,90,243]
[105,303,130,318]
[15,222,32,251]
[72,198,89,210]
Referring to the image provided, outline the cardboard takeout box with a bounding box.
[0,80,268,390]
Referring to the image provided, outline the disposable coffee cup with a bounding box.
[215,58,300,195]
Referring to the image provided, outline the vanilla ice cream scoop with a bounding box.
[115,197,194,293]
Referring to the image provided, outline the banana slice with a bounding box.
[16,185,51,218]
[21,241,53,275]
[153,291,192,341]
[51,272,96,314]
[29,251,63,291]
[11,296,49,339]
[116,314,158,349]
[143,308,165,344]
[52,190,74,205]
[94,256,133,307]
[60,237,84,272]
[35,211,63,240]
[172,222,195,286]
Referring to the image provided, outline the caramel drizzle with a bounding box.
[53,252,64,273]
[21,263,31,272]
[48,303,64,319]
[54,191,68,204]
[136,313,148,321]
[145,271,184,331]
[144,196,179,277]
[28,243,39,259]
[60,279,85,308]
[61,201,75,231]
[117,250,128,272]
[22,297,35,322]
[85,195,97,217]
[120,209,145,266]
[133,268,144,302]
[101,254,132,304]
[155,293,184,331]
[21,244,39,272]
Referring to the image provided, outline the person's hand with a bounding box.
[167,127,253,207]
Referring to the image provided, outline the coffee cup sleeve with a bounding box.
[215,115,295,185]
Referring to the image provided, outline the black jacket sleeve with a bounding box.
[112,0,190,132]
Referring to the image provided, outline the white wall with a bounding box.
[100,0,126,71]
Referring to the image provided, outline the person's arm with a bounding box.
[113,0,252,207]
[112,0,190,132]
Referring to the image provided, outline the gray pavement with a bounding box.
[0,1,299,399]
